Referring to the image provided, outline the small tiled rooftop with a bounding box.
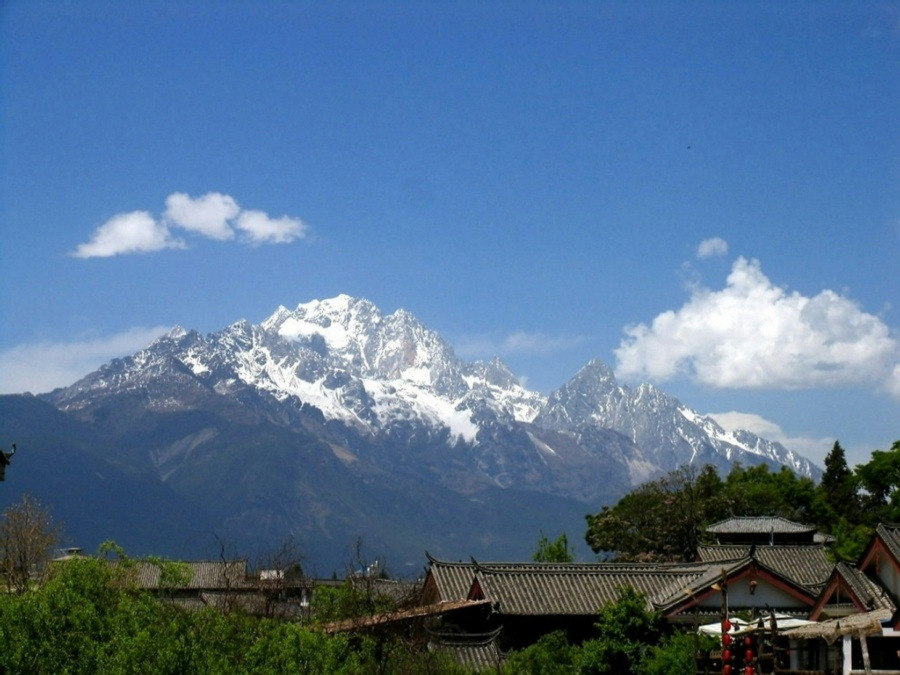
[706,516,816,535]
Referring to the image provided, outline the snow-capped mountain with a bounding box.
[53,294,815,481]
[57,295,542,441]
[535,359,815,480]
[28,295,818,567]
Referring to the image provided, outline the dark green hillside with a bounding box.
[0,394,592,572]
[0,394,218,558]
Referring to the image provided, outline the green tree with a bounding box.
[0,542,452,674]
[819,441,860,521]
[855,440,900,523]
[643,631,716,675]
[721,463,818,521]
[533,531,575,563]
[503,630,575,674]
[585,465,727,561]
[575,586,661,674]
[310,579,398,624]
[829,518,873,562]
[585,459,842,562]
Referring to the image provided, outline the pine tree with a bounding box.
[820,441,859,521]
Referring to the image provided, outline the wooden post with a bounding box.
[859,631,871,675]
[770,610,780,675]
[720,570,728,675]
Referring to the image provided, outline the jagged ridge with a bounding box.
[49,294,818,486]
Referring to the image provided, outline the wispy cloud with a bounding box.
[0,327,171,394]
[696,236,728,259]
[235,210,307,244]
[615,256,899,396]
[707,411,835,466]
[72,192,309,258]
[455,330,588,359]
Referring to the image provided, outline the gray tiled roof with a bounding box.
[697,545,833,591]
[471,560,722,615]
[755,546,833,590]
[426,558,478,603]
[426,551,823,619]
[696,545,748,562]
[706,517,815,535]
[440,642,503,671]
[875,523,900,562]
[832,562,895,612]
[429,627,504,671]
[130,560,250,590]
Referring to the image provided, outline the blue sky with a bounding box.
[1,1,897,467]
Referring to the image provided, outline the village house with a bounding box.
[417,518,900,674]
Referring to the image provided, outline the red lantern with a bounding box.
[744,667,754,675]
[723,619,732,631]
[723,665,732,675]
[723,648,732,661]
[722,633,732,646]
[745,649,754,661]
[744,636,753,646]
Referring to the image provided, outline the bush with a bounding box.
[642,631,715,675]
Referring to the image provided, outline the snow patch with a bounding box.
[527,432,557,457]
[181,351,209,375]
[365,379,478,444]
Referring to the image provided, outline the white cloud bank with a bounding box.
[615,257,899,396]
[0,327,171,394]
[73,192,308,258]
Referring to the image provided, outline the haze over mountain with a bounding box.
[1,296,818,572]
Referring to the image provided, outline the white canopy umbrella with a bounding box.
[698,613,814,636]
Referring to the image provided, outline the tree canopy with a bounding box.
[533,531,576,563]
[586,440,900,562]
[585,463,819,561]
[0,493,61,593]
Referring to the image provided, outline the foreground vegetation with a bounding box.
[0,546,466,674]
[0,547,704,674]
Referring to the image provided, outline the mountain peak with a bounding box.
[45,294,819,488]
[578,359,618,385]
[165,325,189,340]
[293,294,378,319]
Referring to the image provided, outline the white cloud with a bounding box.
[72,193,309,257]
[72,211,182,258]
[0,327,171,394]
[707,411,834,466]
[697,237,728,259]
[615,257,899,394]
[164,192,239,240]
[235,210,308,244]
[455,331,587,359]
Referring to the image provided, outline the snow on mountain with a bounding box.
[49,295,819,483]
[536,359,819,478]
